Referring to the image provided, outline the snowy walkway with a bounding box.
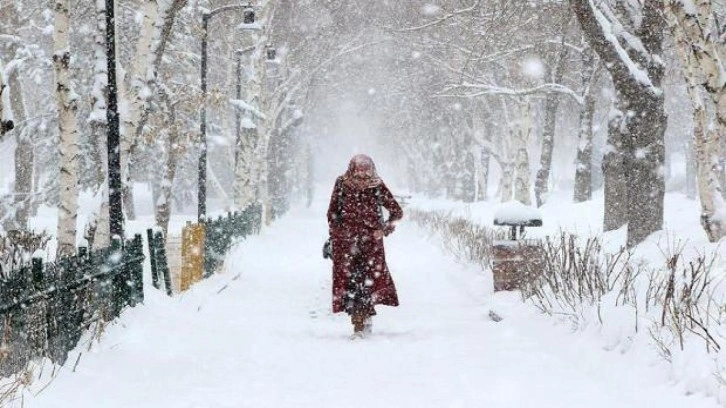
[24,204,720,408]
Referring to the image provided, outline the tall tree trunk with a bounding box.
[499,161,514,203]
[472,106,490,201]
[514,104,532,206]
[574,50,598,203]
[573,91,595,203]
[119,0,158,221]
[571,0,667,247]
[86,0,110,249]
[684,137,697,199]
[234,15,269,213]
[534,48,567,207]
[54,0,80,256]
[602,106,628,230]
[625,89,666,247]
[0,60,11,140]
[8,69,32,230]
[665,0,726,242]
[156,133,180,237]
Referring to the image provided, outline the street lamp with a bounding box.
[106,0,123,240]
[244,3,255,24]
[199,3,256,221]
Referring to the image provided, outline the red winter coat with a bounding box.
[327,172,403,314]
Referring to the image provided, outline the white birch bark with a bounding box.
[119,0,158,220]
[0,59,10,139]
[53,0,80,256]
[513,103,532,206]
[666,0,726,241]
[471,106,489,202]
[234,3,272,214]
[87,0,110,249]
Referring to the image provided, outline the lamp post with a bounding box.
[106,0,123,240]
[199,2,255,221]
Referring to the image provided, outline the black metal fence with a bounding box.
[203,203,262,277]
[0,203,264,379]
[147,228,173,296]
[0,235,144,376]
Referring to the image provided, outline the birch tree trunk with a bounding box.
[234,12,270,213]
[233,50,261,211]
[88,0,108,189]
[685,137,697,199]
[119,0,158,221]
[472,106,489,201]
[666,0,726,242]
[9,74,32,231]
[53,0,80,256]
[118,0,187,221]
[86,0,110,250]
[574,49,598,203]
[155,91,181,237]
[534,48,567,207]
[0,60,10,140]
[514,103,532,206]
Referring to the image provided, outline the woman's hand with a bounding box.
[374,222,396,240]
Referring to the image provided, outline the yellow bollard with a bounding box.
[181,222,205,291]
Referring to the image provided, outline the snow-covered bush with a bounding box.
[410,207,726,401]
[0,230,51,277]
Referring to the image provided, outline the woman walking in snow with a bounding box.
[327,154,403,338]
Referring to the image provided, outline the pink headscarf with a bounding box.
[343,154,382,190]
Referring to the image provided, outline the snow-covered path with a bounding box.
[23,203,720,408]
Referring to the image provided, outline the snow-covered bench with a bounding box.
[492,201,544,292]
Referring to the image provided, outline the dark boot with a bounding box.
[351,313,366,336]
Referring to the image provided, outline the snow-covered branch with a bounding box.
[439,83,584,105]
[396,0,481,33]
[230,98,267,120]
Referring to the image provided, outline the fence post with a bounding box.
[154,231,173,296]
[130,234,144,306]
[203,219,214,278]
[109,236,124,317]
[147,229,160,290]
[31,257,44,291]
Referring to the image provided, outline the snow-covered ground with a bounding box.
[17,189,723,408]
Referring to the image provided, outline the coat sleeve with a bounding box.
[327,177,343,234]
[379,182,403,226]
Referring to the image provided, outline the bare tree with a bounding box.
[571,0,667,247]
